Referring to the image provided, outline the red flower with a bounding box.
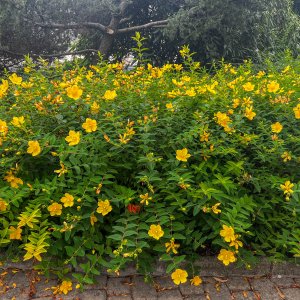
[127,204,141,214]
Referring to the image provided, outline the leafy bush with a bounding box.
[0,48,299,291]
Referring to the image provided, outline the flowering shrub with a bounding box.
[0,49,300,290]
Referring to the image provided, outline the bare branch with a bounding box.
[0,48,99,58]
[120,16,132,24]
[35,22,114,35]
[117,20,168,34]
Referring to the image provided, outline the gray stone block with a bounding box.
[153,276,177,290]
[232,291,258,300]
[1,287,30,300]
[226,277,250,291]
[179,281,205,296]
[280,288,300,300]
[157,289,182,300]
[76,289,107,300]
[107,277,131,296]
[184,296,206,300]
[249,278,281,300]
[271,276,296,287]
[195,257,229,277]
[131,276,157,300]
[108,296,132,300]
[84,275,107,290]
[272,262,300,277]
[203,282,232,300]
[226,258,272,277]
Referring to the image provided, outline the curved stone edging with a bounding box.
[1,256,299,277]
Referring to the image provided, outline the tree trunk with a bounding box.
[92,0,130,64]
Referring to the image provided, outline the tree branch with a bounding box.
[120,15,132,24]
[0,48,99,58]
[35,22,114,34]
[117,20,168,34]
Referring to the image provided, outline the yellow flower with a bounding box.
[166,103,174,110]
[185,88,196,97]
[91,101,100,114]
[217,249,236,266]
[54,162,68,177]
[97,200,112,216]
[27,141,41,156]
[293,104,300,119]
[215,112,231,127]
[242,82,255,92]
[60,193,74,207]
[232,98,240,108]
[126,127,135,136]
[220,225,235,242]
[229,235,243,250]
[179,45,190,57]
[90,213,98,226]
[48,202,62,216]
[139,193,152,205]
[171,269,188,285]
[103,90,117,100]
[190,276,202,286]
[11,116,25,127]
[104,134,110,142]
[148,224,164,240]
[176,148,191,162]
[9,226,22,240]
[200,131,210,142]
[9,73,22,85]
[256,71,265,78]
[59,281,72,295]
[244,106,256,120]
[280,181,294,195]
[82,118,97,133]
[4,171,23,188]
[271,122,283,133]
[165,238,180,254]
[66,85,83,100]
[212,203,221,214]
[281,151,291,162]
[267,81,280,93]
[119,133,130,144]
[65,130,80,146]
[0,120,8,134]
[0,199,8,212]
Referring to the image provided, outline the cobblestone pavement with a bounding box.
[0,258,299,300]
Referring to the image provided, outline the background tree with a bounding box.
[0,0,299,69]
[166,0,300,63]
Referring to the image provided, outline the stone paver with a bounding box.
[249,278,281,300]
[108,296,132,300]
[131,276,157,300]
[271,276,296,287]
[107,277,131,296]
[153,276,177,290]
[226,276,250,290]
[232,291,258,300]
[157,289,182,300]
[203,282,232,300]
[71,289,107,300]
[280,288,300,300]
[1,259,300,300]
[84,275,108,290]
[179,280,205,296]
[273,262,300,277]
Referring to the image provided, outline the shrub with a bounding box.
[0,50,299,290]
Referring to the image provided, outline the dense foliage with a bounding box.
[0,45,300,292]
[167,0,300,63]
